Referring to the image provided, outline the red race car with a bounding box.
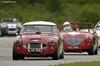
[12,21,64,60]
[61,22,98,55]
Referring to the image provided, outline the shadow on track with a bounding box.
[10,56,55,61]
[64,52,89,56]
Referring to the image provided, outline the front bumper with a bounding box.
[1,27,18,35]
[64,42,93,52]
[14,44,57,57]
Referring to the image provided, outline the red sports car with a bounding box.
[61,22,98,55]
[12,21,64,60]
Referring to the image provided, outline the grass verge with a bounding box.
[51,61,100,66]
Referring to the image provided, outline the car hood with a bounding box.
[7,23,17,28]
[61,31,93,39]
[16,33,58,44]
[61,31,93,46]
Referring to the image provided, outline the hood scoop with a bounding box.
[64,37,84,47]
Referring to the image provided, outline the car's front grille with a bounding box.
[24,43,47,49]
[9,28,16,31]
[64,37,84,47]
[30,43,41,48]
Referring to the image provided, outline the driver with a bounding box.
[63,22,73,32]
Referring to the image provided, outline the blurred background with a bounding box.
[0,0,100,25]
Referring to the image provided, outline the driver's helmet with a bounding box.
[63,22,72,31]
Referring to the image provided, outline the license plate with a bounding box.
[30,48,42,52]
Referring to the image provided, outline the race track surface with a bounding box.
[0,37,100,66]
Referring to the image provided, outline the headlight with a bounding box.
[15,38,22,45]
[48,39,55,45]
[86,37,92,42]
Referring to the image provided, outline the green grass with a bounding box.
[52,61,100,66]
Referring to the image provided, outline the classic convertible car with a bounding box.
[61,22,98,55]
[0,18,22,36]
[12,21,64,60]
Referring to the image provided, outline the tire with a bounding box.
[88,49,94,55]
[12,48,24,60]
[0,30,1,37]
[94,38,98,55]
[0,30,3,37]
[94,48,98,55]
[88,39,97,55]
[59,50,64,59]
[52,49,59,60]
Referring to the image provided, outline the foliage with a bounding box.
[0,0,100,25]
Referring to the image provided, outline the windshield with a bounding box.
[21,25,58,34]
[63,24,71,28]
[80,29,94,33]
[63,24,72,31]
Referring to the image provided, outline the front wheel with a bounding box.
[94,48,98,55]
[94,37,98,55]
[0,30,3,37]
[52,49,59,60]
[12,48,24,60]
[88,49,94,55]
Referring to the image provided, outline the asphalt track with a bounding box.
[0,37,100,66]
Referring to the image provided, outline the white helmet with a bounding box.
[63,21,70,25]
[63,21,72,31]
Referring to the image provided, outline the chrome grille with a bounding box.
[9,28,16,31]
[64,37,83,46]
[23,43,47,49]
[30,43,41,48]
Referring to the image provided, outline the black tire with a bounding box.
[0,30,1,37]
[59,50,64,59]
[94,48,98,55]
[12,48,24,60]
[94,37,98,55]
[88,39,96,55]
[19,54,25,60]
[52,49,59,60]
[88,49,94,55]
[0,30,3,37]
